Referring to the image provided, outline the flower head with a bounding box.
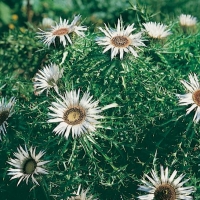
[143,22,172,39]
[42,17,55,28]
[179,14,197,27]
[176,73,200,123]
[0,97,15,139]
[7,145,50,186]
[37,15,87,47]
[33,63,63,95]
[96,18,145,60]
[48,89,103,139]
[68,185,94,200]
[138,166,195,200]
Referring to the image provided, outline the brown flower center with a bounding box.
[154,184,176,200]
[111,36,130,47]
[53,28,69,36]
[47,78,56,87]
[23,159,37,174]
[192,89,200,106]
[63,107,86,125]
[0,111,9,126]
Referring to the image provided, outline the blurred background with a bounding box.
[1,0,200,34]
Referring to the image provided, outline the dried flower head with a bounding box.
[48,89,102,139]
[143,22,172,39]
[48,89,117,139]
[176,73,200,123]
[179,14,197,27]
[96,18,145,60]
[7,145,50,186]
[33,63,63,95]
[68,185,95,200]
[0,97,15,139]
[138,166,195,200]
[37,15,87,47]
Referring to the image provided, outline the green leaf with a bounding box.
[0,2,11,24]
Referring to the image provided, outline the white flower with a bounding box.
[7,145,50,186]
[143,22,172,39]
[176,73,200,123]
[48,89,103,139]
[179,14,197,27]
[42,17,55,28]
[96,18,146,60]
[33,63,63,95]
[0,97,15,139]
[138,166,195,200]
[37,15,87,47]
[68,185,95,200]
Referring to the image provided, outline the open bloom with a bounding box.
[7,145,50,186]
[179,14,197,27]
[33,63,63,95]
[96,18,145,60]
[0,97,15,139]
[48,89,102,139]
[37,15,87,47]
[68,185,94,200]
[143,22,172,39]
[138,166,195,200]
[176,73,200,123]
[48,89,117,139]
